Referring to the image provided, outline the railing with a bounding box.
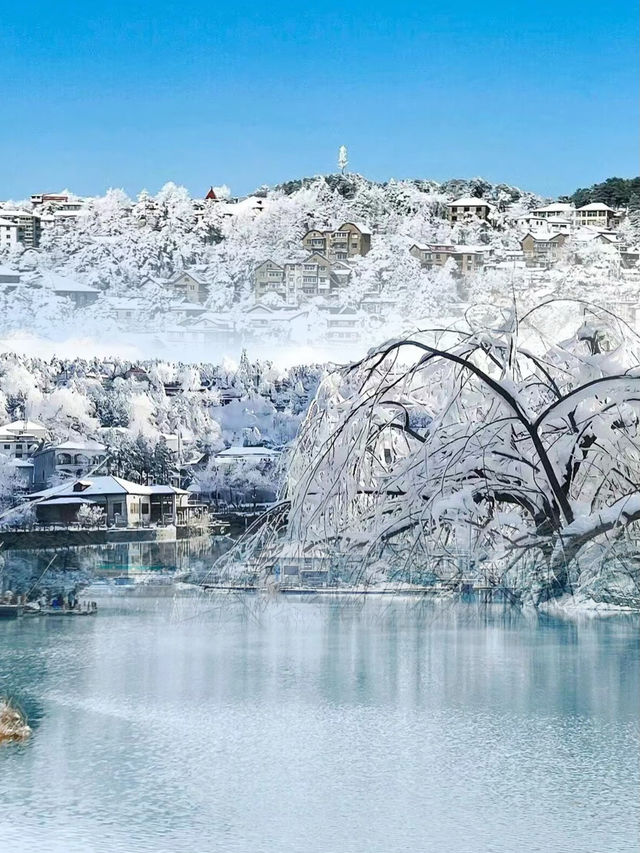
[1,520,177,533]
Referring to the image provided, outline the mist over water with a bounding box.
[1,593,638,853]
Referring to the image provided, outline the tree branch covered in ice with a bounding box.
[221,301,640,606]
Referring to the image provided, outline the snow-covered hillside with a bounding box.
[1,173,638,360]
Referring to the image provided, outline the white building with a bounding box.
[0,419,48,459]
[0,218,19,249]
[211,445,280,470]
[576,202,618,229]
[531,202,576,221]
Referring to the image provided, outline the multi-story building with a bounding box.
[576,203,618,229]
[531,202,576,222]
[520,232,567,265]
[447,197,493,223]
[254,255,352,303]
[168,270,210,304]
[409,243,488,275]
[285,253,334,298]
[0,209,41,247]
[32,439,108,488]
[254,260,286,300]
[0,218,19,249]
[30,193,74,207]
[301,222,372,261]
[516,213,573,234]
[0,419,48,459]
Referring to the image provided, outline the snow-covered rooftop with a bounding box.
[40,271,100,293]
[339,222,372,235]
[533,203,575,213]
[577,203,616,212]
[215,445,280,459]
[36,438,106,453]
[450,197,492,207]
[0,419,48,436]
[30,475,188,500]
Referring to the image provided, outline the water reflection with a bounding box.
[0,536,230,595]
[0,596,637,853]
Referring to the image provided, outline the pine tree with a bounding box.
[151,438,175,485]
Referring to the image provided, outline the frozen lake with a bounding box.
[1,593,638,853]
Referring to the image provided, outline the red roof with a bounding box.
[205,187,217,200]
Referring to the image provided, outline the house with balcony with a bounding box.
[520,232,568,266]
[409,243,488,275]
[0,208,41,246]
[531,202,576,222]
[254,255,352,303]
[167,270,210,304]
[301,222,372,260]
[254,260,287,300]
[446,197,493,223]
[32,439,108,488]
[286,253,334,298]
[576,203,618,229]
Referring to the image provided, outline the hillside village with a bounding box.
[1,174,640,348]
[0,350,323,526]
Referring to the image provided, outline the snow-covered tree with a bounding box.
[224,301,640,606]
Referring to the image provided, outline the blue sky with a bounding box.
[1,0,637,200]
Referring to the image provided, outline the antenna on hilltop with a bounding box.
[338,145,348,175]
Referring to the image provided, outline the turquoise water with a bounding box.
[0,593,638,853]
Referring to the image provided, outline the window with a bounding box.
[3,444,9,450]
[113,502,122,515]
[142,503,149,514]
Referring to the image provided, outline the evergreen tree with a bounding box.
[151,438,175,485]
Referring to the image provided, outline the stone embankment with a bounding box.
[0,525,182,551]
